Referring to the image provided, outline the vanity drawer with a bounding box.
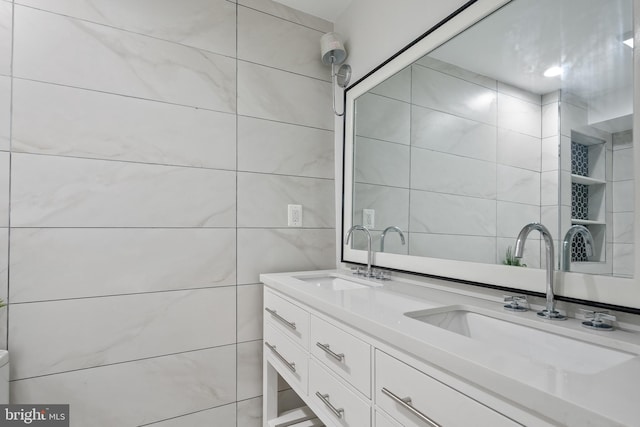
[310,314,371,398]
[264,323,309,395]
[309,359,371,427]
[265,290,310,350]
[375,350,519,427]
[375,410,402,427]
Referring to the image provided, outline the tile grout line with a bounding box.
[235,1,240,424]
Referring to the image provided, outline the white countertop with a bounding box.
[260,269,640,427]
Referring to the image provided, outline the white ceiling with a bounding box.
[271,0,352,22]
[430,0,634,101]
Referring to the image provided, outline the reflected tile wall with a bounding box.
[0,1,10,76]
[353,183,410,232]
[355,93,410,144]
[354,137,410,188]
[6,1,335,426]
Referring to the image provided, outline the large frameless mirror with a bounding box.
[343,0,639,309]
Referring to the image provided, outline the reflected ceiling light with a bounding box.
[543,66,563,78]
[623,37,634,48]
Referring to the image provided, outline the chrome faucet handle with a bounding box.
[373,269,390,280]
[580,309,616,331]
[503,295,529,312]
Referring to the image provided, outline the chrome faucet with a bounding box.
[345,225,373,277]
[380,226,406,252]
[514,222,566,320]
[561,225,594,271]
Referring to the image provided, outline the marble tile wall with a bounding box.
[353,57,545,266]
[2,1,335,426]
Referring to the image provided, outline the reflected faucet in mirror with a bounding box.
[561,225,595,272]
[380,226,406,252]
[515,223,567,321]
[345,225,373,277]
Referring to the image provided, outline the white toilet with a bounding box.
[0,350,9,403]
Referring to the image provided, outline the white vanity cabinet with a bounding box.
[263,287,542,427]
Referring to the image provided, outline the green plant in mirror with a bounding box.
[504,246,526,267]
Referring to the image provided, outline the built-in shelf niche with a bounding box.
[570,132,607,262]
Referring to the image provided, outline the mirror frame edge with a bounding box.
[341,0,640,310]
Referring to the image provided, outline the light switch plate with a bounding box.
[288,204,302,227]
[363,209,375,228]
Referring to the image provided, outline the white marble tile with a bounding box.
[237,284,263,342]
[370,67,411,102]
[497,82,540,105]
[237,340,262,401]
[613,212,634,244]
[559,135,572,172]
[542,91,560,105]
[238,6,326,81]
[238,61,332,130]
[238,117,334,179]
[612,129,633,150]
[0,228,7,350]
[497,128,541,172]
[613,147,634,181]
[497,201,540,239]
[409,232,496,264]
[11,346,237,426]
[559,170,572,208]
[540,205,560,241]
[560,101,588,137]
[237,396,262,427]
[11,153,236,227]
[613,180,634,212]
[354,93,410,144]
[613,243,634,277]
[0,152,7,226]
[147,404,236,427]
[497,93,541,138]
[10,287,236,378]
[411,148,496,199]
[412,65,497,126]
[415,56,496,90]
[237,172,334,228]
[352,183,409,232]
[354,137,410,188]
[238,0,332,32]
[237,228,335,285]
[411,106,496,162]
[541,102,559,138]
[496,165,540,205]
[13,6,236,112]
[409,190,496,236]
[0,76,9,151]
[0,1,10,76]
[12,80,236,169]
[14,0,237,57]
[541,136,559,172]
[541,171,559,206]
[10,228,236,302]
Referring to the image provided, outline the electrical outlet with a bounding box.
[363,209,375,228]
[288,204,302,227]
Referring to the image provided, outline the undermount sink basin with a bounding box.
[295,275,371,291]
[406,305,637,374]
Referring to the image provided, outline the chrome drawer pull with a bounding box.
[264,341,296,373]
[316,342,345,362]
[265,307,297,330]
[382,387,441,427]
[315,392,344,419]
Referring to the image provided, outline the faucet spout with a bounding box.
[514,222,566,320]
[561,225,594,271]
[345,225,373,277]
[380,226,406,252]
